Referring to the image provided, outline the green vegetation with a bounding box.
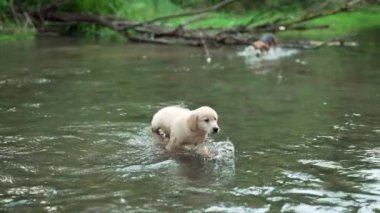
[0,25,35,42]
[0,0,379,42]
[279,5,380,40]
[0,1,35,41]
[0,18,36,42]
[0,0,181,41]
[177,3,380,40]
[65,0,179,19]
[61,0,179,39]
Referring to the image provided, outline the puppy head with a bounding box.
[188,106,219,134]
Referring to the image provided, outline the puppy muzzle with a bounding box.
[212,127,219,134]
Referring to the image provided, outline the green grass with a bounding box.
[0,21,36,42]
[171,4,380,41]
[0,32,34,42]
[65,0,179,19]
[166,10,291,29]
[169,4,380,41]
[279,5,380,40]
[166,13,243,28]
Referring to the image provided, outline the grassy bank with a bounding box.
[181,4,380,40]
[0,0,379,42]
[279,5,380,40]
[0,23,36,42]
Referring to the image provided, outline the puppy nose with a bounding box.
[212,127,219,133]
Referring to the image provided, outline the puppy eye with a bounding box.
[204,119,210,122]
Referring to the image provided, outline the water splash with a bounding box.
[207,140,235,161]
[238,46,298,63]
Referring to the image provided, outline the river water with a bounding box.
[0,30,380,212]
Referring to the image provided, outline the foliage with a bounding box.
[63,0,179,20]
[0,23,35,42]
[0,0,36,42]
[61,0,179,38]
[1,0,181,40]
[0,0,380,41]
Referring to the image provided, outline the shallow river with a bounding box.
[1,30,380,212]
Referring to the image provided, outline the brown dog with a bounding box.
[251,33,277,57]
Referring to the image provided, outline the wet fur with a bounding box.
[251,34,277,54]
[151,106,219,156]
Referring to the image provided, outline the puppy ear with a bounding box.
[187,114,198,132]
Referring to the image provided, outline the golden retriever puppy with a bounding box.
[151,106,219,155]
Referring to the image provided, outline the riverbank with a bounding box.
[279,5,380,40]
[183,4,380,40]
[1,2,379,43]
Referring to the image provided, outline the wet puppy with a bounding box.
[251,33,277,57]
[151,106,219,156]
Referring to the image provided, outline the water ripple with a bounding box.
[116,159,177,179]
[298,159,343,170]
[281,203,347,213]
[0,78,52,87]
[6,185,57,197]
[231,186,274,196]
[282,170,322,183]
[205,204,270,213]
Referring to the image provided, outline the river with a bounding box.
[1,30,380,212]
